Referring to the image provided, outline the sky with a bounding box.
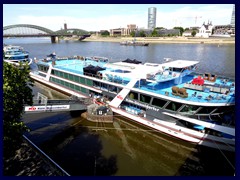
[3,4,234,31]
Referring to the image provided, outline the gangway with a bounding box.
[24,93,91,113]
[109,78,138,108]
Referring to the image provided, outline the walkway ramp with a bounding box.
[109,78,138,108]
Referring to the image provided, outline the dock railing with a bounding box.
[23,135,70,176]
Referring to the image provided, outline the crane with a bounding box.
[182,16,202,25]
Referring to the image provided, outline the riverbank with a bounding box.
[79,36,235,44]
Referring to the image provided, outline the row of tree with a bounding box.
[98,26,198,37]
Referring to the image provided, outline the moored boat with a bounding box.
[120,40,149,46]
[30,54,235,152]
[3,45,32,65]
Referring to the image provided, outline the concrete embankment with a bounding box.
[79,36,235,44]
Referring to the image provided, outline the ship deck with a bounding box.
[39,59,235,105]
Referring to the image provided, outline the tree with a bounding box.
[191,31,197,37]
[139,30,146,37]
[3,62,34,158]
[151,28,158,37]
[130,31,135,37]
[155,27,165,30]
[173,27,184,36]
[100,31,110,36]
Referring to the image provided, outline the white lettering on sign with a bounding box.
[25,105,70,112]
[125,98,159,112]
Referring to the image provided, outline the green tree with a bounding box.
[155,27,165,30]
[3,62,34,158]
[101,30,110,36]
[191,31,197,37]
[130,31,135,37]
[139,30,146,37]
[173,27,184,36]
[151,28,158,37]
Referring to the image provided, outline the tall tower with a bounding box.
[148,7,157,29]
[230,4,235,27]
[64,23,67,30]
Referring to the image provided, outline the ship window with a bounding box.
[180,105,199,114]
[55,78,60,84]
[93,81,100,88]
[52,77,57,83]
[86,79,93,86]
[51,70,55,75]
[64,81,69,87]
[59,72,63,78]
[109,85,117,93]
[101,83,108,90]
[152,98,167,108]
[197,107,217,115]
[140,94,151,103]
[70,83,74,89]
[165,102,182,111]
[129,91,138,100]
[69,74,74,81]
[54,70,59,76]
[50,77,54,82]
[81,87,87,93]
[64,73,68,79]
[75,85,80,92]
[74,76,79,83]
[80,77,85,84]
[172,67,183,72]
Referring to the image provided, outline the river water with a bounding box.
[4,37,235,176]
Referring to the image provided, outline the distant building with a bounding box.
[230,4,235,28]
[64,23,67,30]
[196,21,213,38]
[135,28,180,37]
[211,5,235,37]
[148,7,157,29]
[127,24,137,30]
[157,29,180,36]
[182,5,235,38]
[110,24,137,36]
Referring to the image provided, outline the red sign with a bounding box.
[117,95,123,100]
[28,106,36,111]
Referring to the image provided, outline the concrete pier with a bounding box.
[51,36,59,43]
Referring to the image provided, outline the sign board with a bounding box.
[25,105,70,112]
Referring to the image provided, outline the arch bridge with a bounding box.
[3,24,91,43]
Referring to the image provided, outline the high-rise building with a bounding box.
[230,4,235,27]
[64,23,67,30]
[148,7,157,29]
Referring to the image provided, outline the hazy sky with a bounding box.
[3,4,234,31]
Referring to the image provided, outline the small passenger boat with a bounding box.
[3,45,32,65]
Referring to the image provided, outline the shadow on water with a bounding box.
[175,146,235,176]
[40,124,118,176]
